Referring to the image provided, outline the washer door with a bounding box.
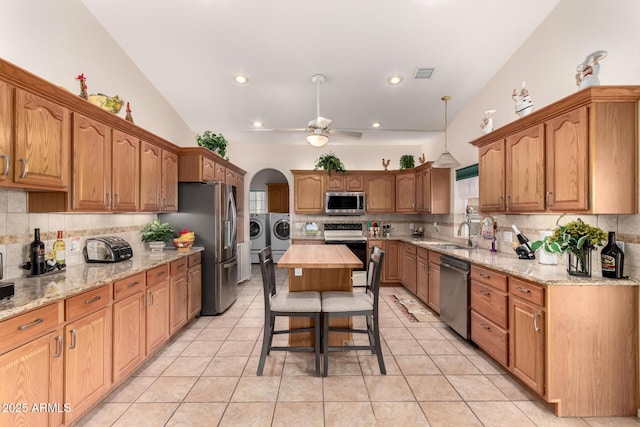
[272,219,290,240]
[250,219,263,240]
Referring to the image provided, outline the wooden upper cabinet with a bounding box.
[267,183,289,213]
[140,141,162,212]
[505,125,545,212]
[0,80,12,185]
[479,140,506,212]
[326,174,344,191]
[14,89,69,189]
[202,157,216,181]
[395,171,416,213]
[161,150,178,212]
[226,168,238,187]
[430,167,451,214]
[293,171,325,213]
[72,114,111,211]
[112,130,140,212]
[214,162,226,182]
[365,173,395,213]
[326,172,364,192]
[415,170,424,211]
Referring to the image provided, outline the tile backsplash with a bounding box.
[0,188,155,280]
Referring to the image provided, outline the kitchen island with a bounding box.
[278,244,362,346]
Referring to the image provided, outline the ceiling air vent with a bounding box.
[414,68,435,79]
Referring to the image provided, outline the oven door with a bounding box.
[324,240,366,271]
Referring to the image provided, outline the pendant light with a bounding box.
[432,95,461,168]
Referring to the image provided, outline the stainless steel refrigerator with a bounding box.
[160,182,238,315]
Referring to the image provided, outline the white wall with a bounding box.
[0,0,195,146]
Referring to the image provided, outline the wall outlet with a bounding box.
[409,223,414,230]
[503,231,513,243]
[619,241,625,252]
[70,237,81,252]
[294,268,302,276]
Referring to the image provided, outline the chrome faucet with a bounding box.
[457,218,476,248]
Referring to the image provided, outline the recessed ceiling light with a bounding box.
[252,121,263,128]
[372,122,381,128]
[233,74,249,84]
[387,75,403,85]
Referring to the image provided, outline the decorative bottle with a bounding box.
[29,228,46,276]
[53,230,66,267]
[601,231,624,279]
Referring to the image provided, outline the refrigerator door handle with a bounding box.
[224,220,231,249]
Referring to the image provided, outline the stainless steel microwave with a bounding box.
[325,192,366,215]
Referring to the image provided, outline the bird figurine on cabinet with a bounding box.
[125,102,134,123]
[382,158,390,171]
[76,73,88,100]
[418,153,425,164]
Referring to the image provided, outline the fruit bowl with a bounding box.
[173,238,194,251]
[87,93,124,113]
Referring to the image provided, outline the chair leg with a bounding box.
[257,313,272,376]
[314,312,321,376]
[372,314,386,375]
[323,312,330,377]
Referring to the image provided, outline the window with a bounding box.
[249,190,267,214]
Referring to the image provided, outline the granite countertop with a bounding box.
[0,247,204,322]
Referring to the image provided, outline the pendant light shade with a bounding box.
[432,95,461,168]
[307,133,328,147]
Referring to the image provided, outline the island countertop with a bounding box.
[278,244,362,269]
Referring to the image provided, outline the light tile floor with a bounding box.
[78,266,640,426]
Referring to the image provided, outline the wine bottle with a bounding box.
[53,230,66,267]
[29,228,46,276]
[601,231,624,279]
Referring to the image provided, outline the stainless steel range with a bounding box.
[324,223,367,271]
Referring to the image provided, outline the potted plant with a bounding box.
[196,130,228,159]
[531,215,606,277]
[141,220,175,251]
[399,154,415,170]
[314,152,346,176]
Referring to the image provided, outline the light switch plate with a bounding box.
[294,268,302,276]
[503,231,513,243]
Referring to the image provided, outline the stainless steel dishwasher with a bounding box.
[439,255,471,339]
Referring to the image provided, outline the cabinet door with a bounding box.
[146,281,170,355]
[396,173,416,213]
[416,255,429,304]
[64,307,111,425]
[365,174,395,213]
[267,183,289,213]
[415,170,424,212]
[326,174,343,191]
[202,157,216,181]
[236,174,245,243]
[112,292,145,383]
[382,240,401,283]
[0,331,63,427]
[72,114,111,211]
[545,107,588,212]
[344,173,364,191]
[478,140,506,212]
[214,162,226,182]
[112,130,140,212]
[430,167,451,214]
[14,89,69,189]
[428,261,441,314]
[402,251,417,294]
[162,150,178,212]
[140,141,162,211]
[169,274,188,335]
[510,298,545,396]
[226,168,238,187]
[506,125,545,212]
[188,264,202,319]
[0,80,12,184]
[293,172,325,213]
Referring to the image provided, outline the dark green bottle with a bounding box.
[601,232,624,279]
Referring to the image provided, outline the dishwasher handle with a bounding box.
[440,261,470,277]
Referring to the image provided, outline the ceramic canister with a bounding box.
[538,230,558,265]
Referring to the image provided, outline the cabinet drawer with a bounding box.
[429,251,441,264]
[510,277,545,307]
[417,247,429,262]
[114,272,146,300]
[471,265,507,292]
[65,285,110,321]
[188,252,201,267]
[171,258,188,275]
[147,264,169,286]
[471,310,508,367]
[0,302,62,353]
[404,244,417,255]
[470,280,508,328]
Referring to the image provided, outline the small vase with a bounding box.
[567,250,592,277]
[148,241,166,252]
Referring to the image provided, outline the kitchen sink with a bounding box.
[436,244,468,250]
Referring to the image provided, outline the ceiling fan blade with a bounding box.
[249,128,307,133]
[328,129,363,139]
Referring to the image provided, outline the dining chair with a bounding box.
[257,246,322,376]
[321,246,386,376]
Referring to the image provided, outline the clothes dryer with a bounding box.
[269,213,290,262]
[250,213,269,263]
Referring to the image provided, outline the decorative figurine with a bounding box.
[125,102,134,123]
[512,82,534,117]
[576,50,607,90]
[382,158,390,171]
[480,109,496,134]
[418,153,425,164]
[76,73,88,100]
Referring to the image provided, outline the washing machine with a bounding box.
[250,213,270,263]
[269,213,290,262]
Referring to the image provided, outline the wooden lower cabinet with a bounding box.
[188,264,202,319]
[416,248,429,304]
[112,292,146,383]
[146,280,170,355]
[0,330,64,427]
[170,258,189,336]
[509,296,544,395]
[427,252,441,314]
[401,243,417,294]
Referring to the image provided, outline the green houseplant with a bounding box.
[141,220,174,243]
[531,216,606,277]
[399,154,415,170]
[196,130,228,159]
[314,152,346,176]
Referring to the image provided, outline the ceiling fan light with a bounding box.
[432,151,460,168]
[307,134,328,147]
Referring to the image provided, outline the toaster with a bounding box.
[84,236,133,263]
